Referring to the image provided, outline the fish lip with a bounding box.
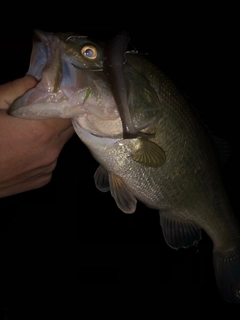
[32,29,48,44]
[26,29,61,81]
[25,30,48,81]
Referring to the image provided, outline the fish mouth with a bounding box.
[8,30,86,119]
[8,30,123,137]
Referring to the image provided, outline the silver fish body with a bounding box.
[8,30,240,302]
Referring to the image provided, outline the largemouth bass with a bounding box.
[8,30,240,303]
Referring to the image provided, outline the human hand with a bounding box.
[0,75,75,198]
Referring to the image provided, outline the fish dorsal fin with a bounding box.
[109,173,137,214]
[159,210,202,249]
[94,165,110,192]
[133,139,166,167]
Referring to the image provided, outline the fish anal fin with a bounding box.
[94,165,110,192]
[159,210,202,249]
[133,139,166,167]
[109,173,137,214]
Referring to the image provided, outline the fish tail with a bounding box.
[213,246,240,303]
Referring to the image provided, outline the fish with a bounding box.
[8,30,240,303]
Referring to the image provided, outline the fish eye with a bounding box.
[81,45,98,60]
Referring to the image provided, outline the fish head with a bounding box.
[9,30,162,138]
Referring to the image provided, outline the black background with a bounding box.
[0,6,239,311]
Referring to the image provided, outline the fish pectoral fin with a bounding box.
[109,173,137,214]
[133,139,166,167]
[159,210,202,249]
[94,165,110,192]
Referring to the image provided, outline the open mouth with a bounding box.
[8,30,78,119]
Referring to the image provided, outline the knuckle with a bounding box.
[38,156,58,174]
[34,173,53,189]
[43,159,58,173]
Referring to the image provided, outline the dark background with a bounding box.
[0,8,239,311]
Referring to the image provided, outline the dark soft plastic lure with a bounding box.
[103,31,139,139]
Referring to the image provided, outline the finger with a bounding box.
[58,122,75,142]
[0,172,53,198]
[43,118,73,132]
[0,159,58,188]
[0,75,38,110]
[42,118,75,142]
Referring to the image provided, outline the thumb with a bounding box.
[0,75,38,110]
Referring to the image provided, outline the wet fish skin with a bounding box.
[8,30,240,302]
